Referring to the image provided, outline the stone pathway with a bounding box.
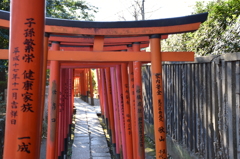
[72,98,111,159]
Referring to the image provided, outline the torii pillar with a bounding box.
[3,0,45,158]
[150,35,167,159]
[46,42,60,159]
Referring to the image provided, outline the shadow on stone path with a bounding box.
[71,98,111,159]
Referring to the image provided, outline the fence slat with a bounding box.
[178,65,183,143]
[182,65,187,146]
[173,65,177,140]
[216,60,224,158]
[227,62,235,159]
[211,62,217,159]
[191,64,196,153]
[176,65,180,142]
[170,65,174,137]
[221,60,229,158]
[202,63,208,159]
[187,64,191,150]
[236,61,240,159]
[142,54,240,158]
[195,64,200,154]
[167,65,170,134]
[206,63,213,158]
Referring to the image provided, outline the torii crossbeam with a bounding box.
[0,1,207,159]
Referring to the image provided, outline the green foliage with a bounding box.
[0,81,7,101]
[0,0,98,80]
[0,0,98,50]
[91,69,97,90]
[0,0,10,49]
[162,0,240,56]
[0,28,9,77]
[0,61,7,81]
[0,29,8,49]
[0,0,10,81]
[0,0,10,11]
[0,81,7,91]
[46,0,98,20]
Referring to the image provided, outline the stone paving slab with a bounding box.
[72,98,111,159]
[92,157,111,159]
[92,153,111,157]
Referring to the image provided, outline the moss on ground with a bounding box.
[144,135,156,158]
[98,115,157,159]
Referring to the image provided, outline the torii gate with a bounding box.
[0,1,207,159]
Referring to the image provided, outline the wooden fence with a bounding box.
[142,52,240,159]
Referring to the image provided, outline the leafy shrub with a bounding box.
[0,81,7,101]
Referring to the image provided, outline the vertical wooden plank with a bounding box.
[147,65,153,124]
[216,59,223,158]
[191,64,196,152]
[199,63,204,157]
[206,63,213,159]
[175,65,179,142]
[202,63,207,159]
[187,64,191,150]
[179,64,183,143]
[182,64,187,146]
[227,62,234,159]
[232,62,237,159]
[209,62,216,158]
[168,64,171,135]
[148,65,153,124]
[211,61,217,159]
[172,65,175,140]
[165,65,169,135]
[195,64,200,153]
[236,61,240,159]
[173,64,177,140]
[221,59,228,158]
[170,65,173,138]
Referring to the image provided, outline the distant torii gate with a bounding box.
[0,1,207,159]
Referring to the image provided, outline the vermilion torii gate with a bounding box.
[0,1,207,159]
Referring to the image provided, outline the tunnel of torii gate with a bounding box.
[0,2,207,159]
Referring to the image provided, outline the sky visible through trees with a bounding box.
[89,0,212,21]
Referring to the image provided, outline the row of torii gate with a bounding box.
[0,1,207,159]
